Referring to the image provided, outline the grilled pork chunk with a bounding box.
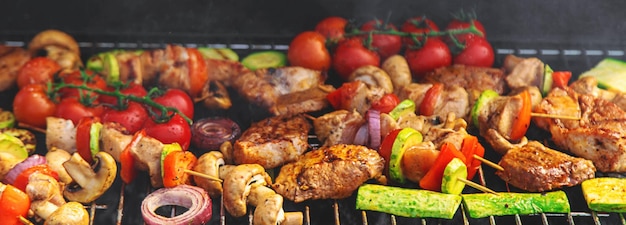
[503,55,546,90]
[314,109,365,146]
[0,45,30,91]
[272,144,384,202]
[397,82,471,121]
[233,114,311,169]
[535,87,626,172]
[496,141,596,192]
[570,76,626,111]
[423,64,507,102]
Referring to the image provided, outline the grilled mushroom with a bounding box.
[223,164,272,217]
[28,29,82,70]
[248,185,303,225]
[349,65,394,94]
[381,55,412,94]
[193,151,225,197]
[32,201,89,225]
[26,172,66,206]
[45,147,73,184]
[62,152,117,203]
[199,80,232,110]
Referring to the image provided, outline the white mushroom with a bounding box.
[45,147,73,184]
[28,29,82,70]
[62,152,117,203]
[193,151,225,197]
[382,55,412,95]
[222,164,271,217]
[31,201,89,225]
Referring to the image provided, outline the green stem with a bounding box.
[345,22,483,48]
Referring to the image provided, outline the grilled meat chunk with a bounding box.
[423,64,507,101]
[535,87,626,172]
[0,45,30,91]
[272,144,384,202]
[503,55,546,90]
[233,114,311,169]
[314,109,365,146]
[570,76,626,111]
[397,82,471,121]
[496,141,596,192]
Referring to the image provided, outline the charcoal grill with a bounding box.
[2,1,626,224]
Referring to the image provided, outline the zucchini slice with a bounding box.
[388,99,416,121]
[441,157,467,195]
[388,127,423,183]
[197,47,239,61]
[462,191,570,218]
[582,177,626,212]
[579,58,626,92]
[241,51,287,71]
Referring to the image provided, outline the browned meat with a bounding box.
[274,84,334,116]
[272,144,384,202]
[397,82,470,121]
[230,66,327,116]
[570,76,626,111]
[313,109,365,146]
[496,141,596,192]
[422,64,507,100]
[503,55,546,90]
[535,87,626,172]
[233,114,311,169]
[0,45,30,91]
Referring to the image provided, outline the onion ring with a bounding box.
[3,154,46,184]
[191,117,241,151]
[353,124,369,146]
[367,109,381,149]
[141,185,212,225]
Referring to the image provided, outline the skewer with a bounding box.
[19,216,34,225]
[17,122,46,133]
[531,113,580,120]
[473,155,504,171]
[184,169,223,182]
[456,177,499,195]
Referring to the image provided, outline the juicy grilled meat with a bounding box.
[535,87,626,172]
[496,141,596,192]
[423,64,507,101]
[397,82,470,121]
[272,144,384,202]
[503,55,546,90]
[570,76,626,111]
[233,114,311,169]
[0,45,30,91]
[314,109,365,146]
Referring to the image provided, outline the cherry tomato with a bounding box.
[187,48,209,98]
[13,164,59,192]
[370,93,400,114]
[16,57,61,89]
[315,16,348,43]
[332,37,381,80]
[361,19,402,59]
[445,17,487,45]
[162,150,197,188]
[287,31,331,71]
[145,114,192,150]
[419,83,443,116]
[0,184,30,225]
[379,128,401,172]
[151,88,194,119]
[54,97,104,125]
[405,38,452,80]
[99,83,148,106]
[59,70,107,99]
[326,80,362,110]
[452,37,494,68]
[13,83,57,129]
[101,101,148,134]
[400,17,440,47]
[75,117,100,164]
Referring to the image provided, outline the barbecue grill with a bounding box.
[2,0,626,224]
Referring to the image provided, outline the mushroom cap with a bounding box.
[222,164,271,217]
[44,202,89,225]
[28,29,80,56]
[194,151,225,197]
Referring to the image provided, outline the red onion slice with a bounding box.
[191,117,241,151]
[142,185,212,225]
[3,154,46,184]
[353,123,369,146]
[367,109,381,149]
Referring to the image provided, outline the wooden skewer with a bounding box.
[457,177,499,195]
[531,113,581,120]
[184,169,223,182]
[473,155,504,171]
[17,122,46,133]
[19,216,34,225]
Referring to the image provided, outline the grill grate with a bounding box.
[3,38,626,225]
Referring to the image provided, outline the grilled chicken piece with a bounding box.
[130,135,165,187]
[496,141,596,192]
[535,87,626,172]
[314,109,365,146]
[231,66,327,116]
[0,45,30,91]
[423,64,508,102]
[570,76,626,111]
[156,45,192,93]
[397,82,471,121]
[503,55,546,90]
[233,114,311,169]
[100,122,132,162]
[272,144,384,202]
[274,84,334,116]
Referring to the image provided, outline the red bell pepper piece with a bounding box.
[162,150,198,188]
[552,71,572,90]
[419,142,466,192]
[12,164,59,192]
[460,135,485,180]
[0,183,31,225]
[509,89,532,141]
[120,129,145,184]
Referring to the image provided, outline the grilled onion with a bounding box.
[191,117,241,151]
[3,154,46,184]
[141,185,212,225]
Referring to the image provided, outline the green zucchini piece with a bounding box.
[0,128,36,155]
[540,64,554,96]
[160,143,183,177]
[356,184,461,219]
[241,51,287,71]
[101,52,121,85]
[582,177,626,212]
[388,127,423,183]
[462,191,570,218]
[89,122,103,160]
[197,47,239,61]
[470,89,499,128]
[389,99,416,121]
[0,133,28,160]
[579,58,626,92]
[0,110,15,129]
[441,157,467,195]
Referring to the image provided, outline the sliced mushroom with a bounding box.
[45,147,73,184]
[248,185,303,225]
[198,80,232,110]
[222,164,272,217]
[193,151,225,197]
[382,55,412,94]
[62,152,117,203]
[32,201,89,225]
[26,172,66,206]
[28,29,82,70]
[349,65,394,94]
[220,141,235,165]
